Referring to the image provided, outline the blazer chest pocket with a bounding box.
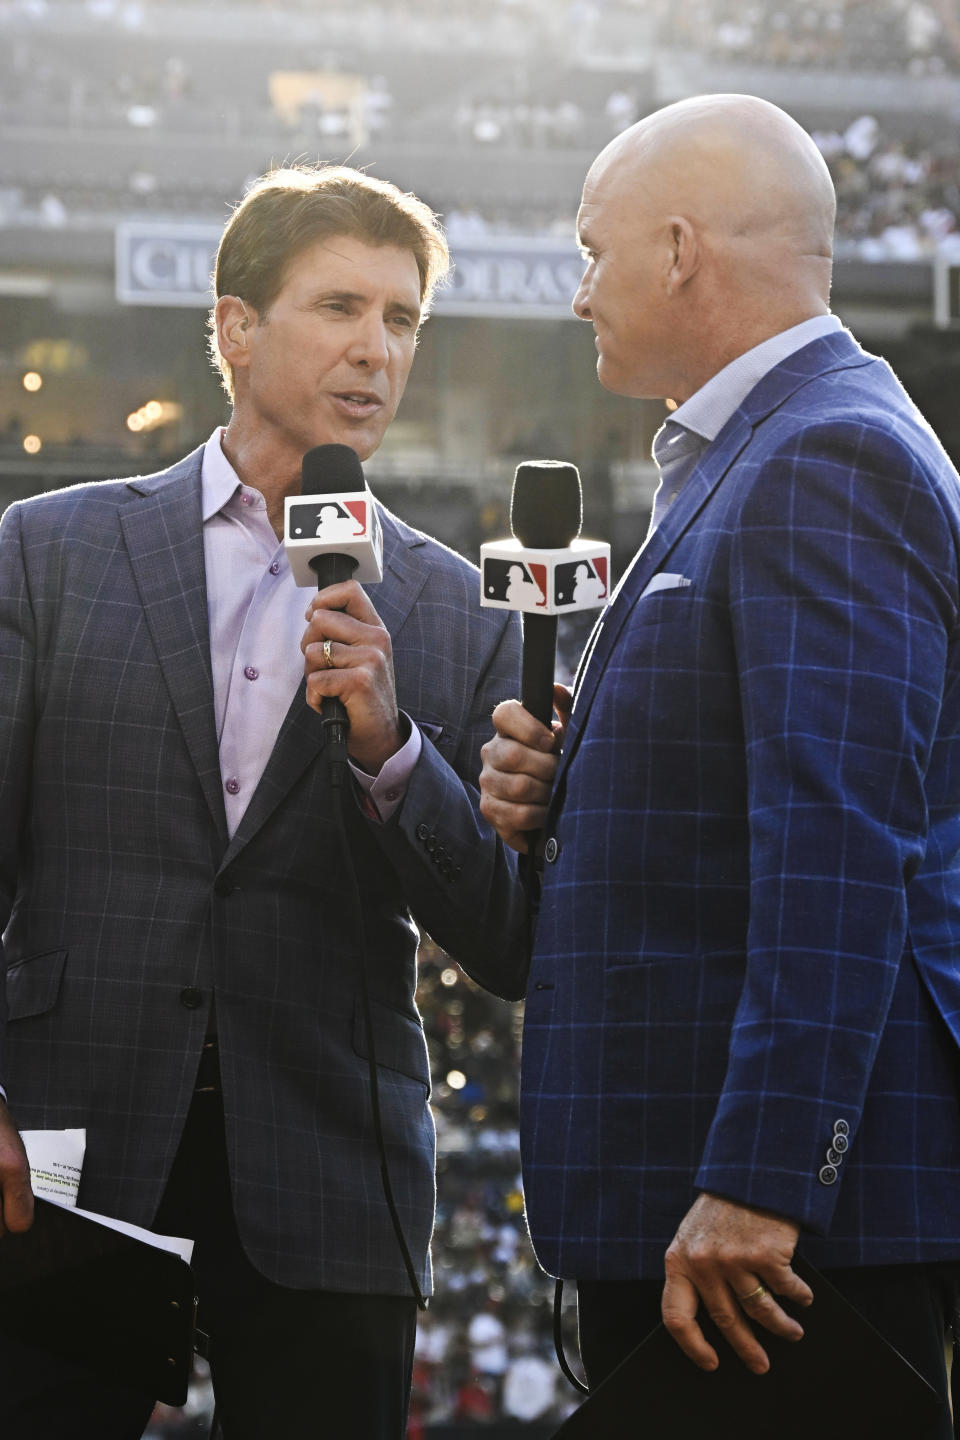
[353,998,430,1093]
[6,949,68,1020]
[632,583,696,629]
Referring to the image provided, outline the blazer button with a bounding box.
[415,823,430,842]
[833,1119,850,1136]
[179,987,203,1010]
[544,837,560,863]
[818,1164,838,1186]
[826,1146,843,1166]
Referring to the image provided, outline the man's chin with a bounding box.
[596,355,632,397]
[305,425,382,466]
[597,357,659,401]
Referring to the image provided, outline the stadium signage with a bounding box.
[115,223,220,308]
[436,239,583,319]
[115,223,583,318]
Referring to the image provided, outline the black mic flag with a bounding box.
[284,443,384,775]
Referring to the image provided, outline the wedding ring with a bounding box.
[736,1284,768,1304]
[321,638,334,669]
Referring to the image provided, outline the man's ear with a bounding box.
[665,217,699,297]
[215,295,254,367]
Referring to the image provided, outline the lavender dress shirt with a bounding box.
[200,429,419,837]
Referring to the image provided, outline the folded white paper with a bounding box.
[21,1128,193,1264]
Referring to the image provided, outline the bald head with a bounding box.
[574,95,837,401]
[595,94,835,264]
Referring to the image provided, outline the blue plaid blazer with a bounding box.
[521,330,960,1279]
[0,447,524,1295]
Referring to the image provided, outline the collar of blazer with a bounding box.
[551,329,875,808]
[120,445,431,860]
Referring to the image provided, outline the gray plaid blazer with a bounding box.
[0,446,526,1295]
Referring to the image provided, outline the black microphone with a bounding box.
[511,460,583,726]
[284,443,384,775]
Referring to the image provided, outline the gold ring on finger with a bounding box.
[736,1284,768,1304]
[322,638,335,669]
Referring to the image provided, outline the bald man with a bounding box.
[480,95,960,1429]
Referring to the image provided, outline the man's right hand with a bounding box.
[479,686,571,851]
[0,1100,34,1236]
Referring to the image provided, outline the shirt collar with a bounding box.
[200,427,242,522]
[668,314,843,446]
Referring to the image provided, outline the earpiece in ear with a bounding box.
[234,301,251,348]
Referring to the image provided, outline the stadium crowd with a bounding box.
[5,0,960,72]
[4,0,960,261]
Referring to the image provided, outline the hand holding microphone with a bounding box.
[478,460,610,849]
[289,444,404,776]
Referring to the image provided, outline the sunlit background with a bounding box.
[3,0,960,1433]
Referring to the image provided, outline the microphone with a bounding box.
[284,443,384,773]
[513,461,581,726]
[480,460,611,726]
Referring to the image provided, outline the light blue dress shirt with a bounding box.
[649,314,843,531]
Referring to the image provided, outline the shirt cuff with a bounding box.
[349,714,423,824]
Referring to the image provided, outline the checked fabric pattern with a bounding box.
[0,448,526,1295]
[520,330,960,1279]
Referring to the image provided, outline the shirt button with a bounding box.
[269,561,281,575]
[240,493,253,506]
[225,777,240,795]
[384,789,399,802]
[179,987,203,1010]
[243,666,259,681]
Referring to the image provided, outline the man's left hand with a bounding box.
[302,582,404,773]
[662,1192,812,1375]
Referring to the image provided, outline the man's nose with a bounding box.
[347,315,390,370]
[572,266,593,321]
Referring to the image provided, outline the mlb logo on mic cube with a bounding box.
[284,492,384,587]
[480,538,611,616]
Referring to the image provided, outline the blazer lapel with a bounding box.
[120,449,228,841]
[554,415,754,795]
[219,504,431,867]
[555,330,875,797]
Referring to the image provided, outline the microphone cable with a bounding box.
[328,744,429,1312]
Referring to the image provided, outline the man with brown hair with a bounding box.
[0,165,524,1438]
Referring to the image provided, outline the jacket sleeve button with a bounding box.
[818,1164,838,1186]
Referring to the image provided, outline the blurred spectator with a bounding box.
[502,1348,559,1422]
